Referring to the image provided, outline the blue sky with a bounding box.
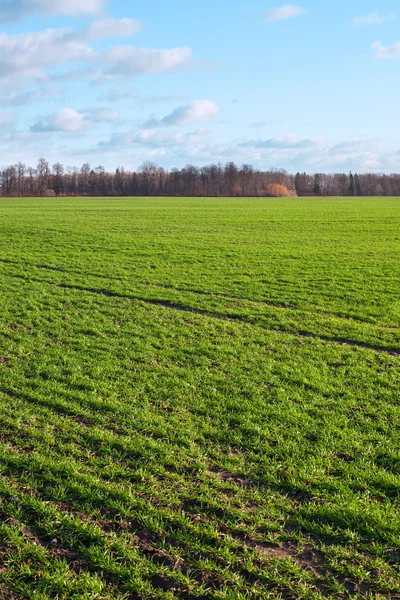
[0,0,400,173]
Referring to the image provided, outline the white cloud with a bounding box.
[0,28,93,80]
[98,88,188,106]
[97,128,209,152]
[30,106,119,132]
[135,128,208,148]
[86,18,142,40]
[103,46,193,76]
[0,0,105,20]
[373,41,400,58]
[265,5,306,22]
[328,138,386,156]
[31,108,86,133]
[145,100,220,127]
[0,86,60,106]
[0,27,196,85]
[352,13,395,26]
[83,106,120,122]
[240,135,320,149]
[272,137,391,173]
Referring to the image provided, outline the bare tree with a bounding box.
[36,158,50,196]
[0,158,399,198]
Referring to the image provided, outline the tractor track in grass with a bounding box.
[5,273,400,358]
[0,197,399,599]
[0,483,375,599]
[1,257,399,328]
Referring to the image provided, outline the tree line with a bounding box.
[1,159,400,197]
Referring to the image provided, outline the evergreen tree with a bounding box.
[354,173,361,196]
[295,172,301,196]
[349,172,355,196]
[313,173,321,195]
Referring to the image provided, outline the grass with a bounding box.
[0,195,398,600]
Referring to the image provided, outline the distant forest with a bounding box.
[1,159,400,197]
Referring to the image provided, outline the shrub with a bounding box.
[265,183,297,197]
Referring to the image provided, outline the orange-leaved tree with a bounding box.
[265,183,296,197]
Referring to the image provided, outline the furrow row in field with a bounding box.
[1,269,398,357]
[0,196,399,599]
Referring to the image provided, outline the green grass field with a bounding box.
[0,196,399,600]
